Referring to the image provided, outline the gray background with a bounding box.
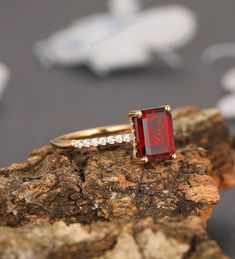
[0,0,235,257]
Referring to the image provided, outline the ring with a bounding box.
[51,105,176,163]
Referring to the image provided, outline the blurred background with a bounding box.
[0,0,235,257]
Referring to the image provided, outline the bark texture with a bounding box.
[0,106,234,259]
[0,217,227,259]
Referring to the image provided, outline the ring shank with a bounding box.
[51,124,131,149]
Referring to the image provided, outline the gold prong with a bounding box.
[141,156,149,163]
[164,105,172,112]
[136,110,142,118]
[128,110,142,118]
[133,156,149,164]
[132,147,138,159]
[171,153,177,160]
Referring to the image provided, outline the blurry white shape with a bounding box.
[135,6,197,51]
[202,43,235,64]
[222,67,235,92]
[219,67,235,118]
[34,2,197,76]
[217,94,235,119]
[88,38,151,77]
[202,43,235,118]
[109,0,141,18]
[0,63,10,100]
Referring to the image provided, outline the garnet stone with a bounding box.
[132,107,176,161]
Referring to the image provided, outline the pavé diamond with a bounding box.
[115,135,123,143]
[98,137,107,146]
[74,134,132,149]
[123,134,131,143]
[83,139,91,147]
[90,138,99,147]
[107,136,115,144]
[74,140,83,148]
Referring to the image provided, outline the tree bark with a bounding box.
[0,106,234,258]
[0,217,227,259]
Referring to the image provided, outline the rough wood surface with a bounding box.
[173,107,235,189]
[0,217,227,259]
[0,106,234,259]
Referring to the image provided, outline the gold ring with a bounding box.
[51,105,176,163]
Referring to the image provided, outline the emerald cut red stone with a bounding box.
[132,107,175,161]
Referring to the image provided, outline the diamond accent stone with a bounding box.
[98,137,106,146]
[115,135,123,143]
[74,140,83,148]
[107,136,115,144]
[90,138,99,147]
[123,134,131,142]
[74,134,131,149]
[83,139,91,147]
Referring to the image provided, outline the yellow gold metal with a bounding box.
[51,124,130,149]
[131,156,149,164]
[164,105,172,112]
[51,105,174,164]
[128,112,150,164]
[128,110,142,118]
[128,111,139,162]
[141,156,149,163]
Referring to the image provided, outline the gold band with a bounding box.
[51,105,176,164]
[51,124,131,149]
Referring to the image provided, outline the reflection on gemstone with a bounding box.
[132,107,175,160]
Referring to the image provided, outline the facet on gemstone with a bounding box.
[131,107,175,161]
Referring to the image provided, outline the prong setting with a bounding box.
[136,110,142,118]
[128,110,143,163]
[128,110,142,118]
[141,156,149,163]
[132,156,149,164]
[171,153,177,160]
[164,105,172,112]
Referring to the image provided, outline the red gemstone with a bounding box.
[132,107,176,161]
